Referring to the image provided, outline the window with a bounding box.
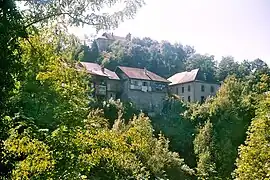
[201,85,205,92]
[188,96,191,102]
[176,87,179,94]
[211,86,214,93]
[143,81,148,86]
[201,96,205,103]
[182,87,185,93]
[181,96,185,101]
[188,85,191,92]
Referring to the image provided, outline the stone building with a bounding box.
[115,66,170,112]
[78,62,121,100]
[167,69,220,103]
[95,32,131,52]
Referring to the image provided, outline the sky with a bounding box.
[70,0,270,63]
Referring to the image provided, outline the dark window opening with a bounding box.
[182,87,184,93]
[211,86,214,93]
[143,81,147,86]
[188,96,191,102]
[201,96,205,103]
[201,85,205,92]
[188,85,191,92]
[176,87,179,94]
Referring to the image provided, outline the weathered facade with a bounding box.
[79,62,121,100]
[115,66,170,112]
[168,69,220,103]
[95,32,131,52]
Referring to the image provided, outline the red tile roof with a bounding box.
[167,69,199,85]
[117,66,170,83]
[79,62,120,80]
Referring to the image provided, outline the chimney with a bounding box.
[101,65,105,73]
[144,67,147,75]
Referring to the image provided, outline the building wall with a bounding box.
[107,79,120,92]
[127,90,167,112]
[193,82,220,102]
[116,72,168,112]
[95,38,114,52]
[106,79,121,100]
[90,75,121,100]
[170,81,220,102]
[117,72,130,100]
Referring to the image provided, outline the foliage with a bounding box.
[234,94,270,179]
[2,0,270,179]
[1,30,194,179]
[191,76,257,179]
[78,41,100,63]
[0,0,26,115]
[152,97,197,168]
[10,30,90,129]
[101,38,191,78]
[22,0,145,31]
[2,111,194,179]
[185,54,217,82]
[216,56,239,81]
[91,98,140,127]
[194,120,216,178]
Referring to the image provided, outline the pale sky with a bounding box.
[70,0,270,64]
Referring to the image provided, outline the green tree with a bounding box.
[192,76,257,179]
[78,41,100,63]
[216,56,239,81]
[152,98,197,168]
[101,37,187,77]
[0,0,26,115]
[0,1,26,175]
[22,0,145,31]
[194,120,216,178]
[2,111,194,179]
[185,54,217,82]
[1,29,194,180]
[11,30,90,129]
[234,94,270,179]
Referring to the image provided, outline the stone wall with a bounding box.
[127,90,167,112]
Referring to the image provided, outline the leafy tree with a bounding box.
[234,94,270,179]
[2,111,194,179]
[1,29,194,179]
[101,37,187,77]
[237,60,253,79]
[0,1,27,175]
[185,54,217,82]
[78,41,100,63]
[22,0,145,31]
[192,76,257,179]
[152,97,197,168]
[216,56,239,81]
[10,30,90,129]
[91,98,139,127]
[0,0,26,115]
[194,120,216,178]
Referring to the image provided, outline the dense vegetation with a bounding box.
[1,0,270,179]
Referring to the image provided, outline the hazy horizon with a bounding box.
[69,0,270,64]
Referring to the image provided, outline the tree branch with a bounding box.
[24,12,70,29]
